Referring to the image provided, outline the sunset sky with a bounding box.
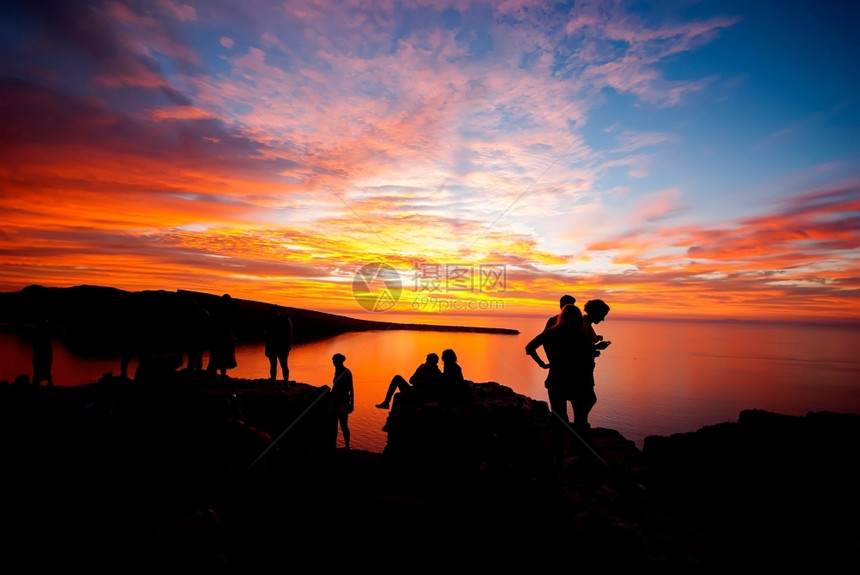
[1,0,858,323]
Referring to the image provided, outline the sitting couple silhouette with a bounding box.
[375,349,464,409]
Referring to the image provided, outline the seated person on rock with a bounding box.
[438,348,472,403]
[375,352,442,409]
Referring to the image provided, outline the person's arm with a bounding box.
[408,364,425,385]
[588,324,610,354]
[525,332,549,369]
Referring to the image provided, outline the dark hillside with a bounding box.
[0,285,517,356]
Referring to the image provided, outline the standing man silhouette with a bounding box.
[545,294,576,330]
[264,305,293,387]
[330,353,354,450]
[527,304,593,457]
[577,299,612,431]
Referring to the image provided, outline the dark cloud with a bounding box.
[0,79,297,179]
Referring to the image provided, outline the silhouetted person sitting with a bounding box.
[439,348,471,403]
[264,304,293,387]
[545,294,576,331]
[31,317,53,387]
[375,352,441,409]
[441,348,464,383]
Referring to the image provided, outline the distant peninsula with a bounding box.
[0,284,518,356]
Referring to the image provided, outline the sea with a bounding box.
[3,315,859,453]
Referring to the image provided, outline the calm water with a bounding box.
[3,317,859,452]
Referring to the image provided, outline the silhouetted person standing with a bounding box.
[578,299,611,429]
[330,353,354,450]
[545,294,576,331]
[526,304,593,457]
[264,305,293,387]
[31,317,53,387]
[207,294,238,377]
[375,353,441,409]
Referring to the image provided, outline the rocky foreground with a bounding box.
[2,371,858,571]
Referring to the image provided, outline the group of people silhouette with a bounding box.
[526,294,611,457]
[113,294,295,386]
[374,348,467,409]
[24,290,609,457]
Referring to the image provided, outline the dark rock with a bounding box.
[1,371,857,570]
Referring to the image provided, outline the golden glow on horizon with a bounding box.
[1,3,858,323]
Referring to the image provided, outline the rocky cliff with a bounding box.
[2,370,857,570]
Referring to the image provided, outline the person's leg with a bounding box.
[268,355,277,381]
[332,414,339,449]
[279,353,289,383]
[340,415,350,450]
[579,387,597,428]
[571,382,597,431]
[376,374,409,408]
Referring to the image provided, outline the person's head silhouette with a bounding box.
[559,294,575,309]
[441,349,457,363]
[584,299,610,324]
[559,303,583,326]
[425,353,439,366]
